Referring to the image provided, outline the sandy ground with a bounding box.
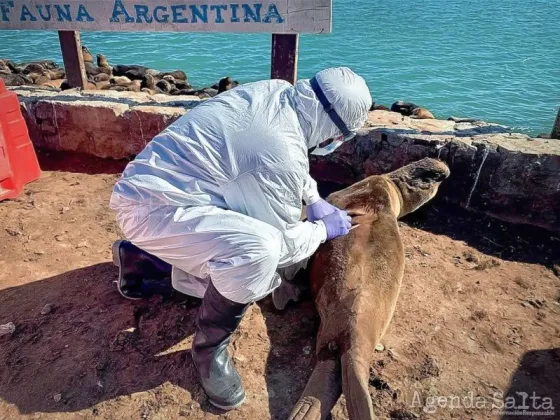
[1,151,559,420]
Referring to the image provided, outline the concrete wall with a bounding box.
[16,87,201,159]
[15,87,560,233]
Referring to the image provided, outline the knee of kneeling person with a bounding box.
[252,230,282,269]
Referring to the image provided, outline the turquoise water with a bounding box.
[1,0,559,135]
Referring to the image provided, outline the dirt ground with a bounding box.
[1,150,559,420]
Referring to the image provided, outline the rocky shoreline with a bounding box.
[0,45,239,99]
[2,46,450,121]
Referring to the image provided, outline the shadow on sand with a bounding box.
[501,348,560,419]
[0,263,315,418]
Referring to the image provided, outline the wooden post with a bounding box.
[271,34,299,85]
[57,30,87,90]
[551,107,560,139]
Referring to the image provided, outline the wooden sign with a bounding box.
[0,0,332,33]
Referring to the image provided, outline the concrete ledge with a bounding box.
[311,111,560,232]
[15,89,560,232]
[16,87,201,159]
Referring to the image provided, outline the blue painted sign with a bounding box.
[0,0,332,33]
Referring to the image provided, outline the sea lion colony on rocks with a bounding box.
[0,45,239,99]
[289,158,450,420]
[1,48,437,117]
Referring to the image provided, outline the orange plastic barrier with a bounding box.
[0,78,41,200]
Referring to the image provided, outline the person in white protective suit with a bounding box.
[109,67,372,410]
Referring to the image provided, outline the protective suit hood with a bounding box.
[294,67,372,150]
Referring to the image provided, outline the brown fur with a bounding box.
[82,46,94,63]
[411,107,435,119]
[288,158,449,420]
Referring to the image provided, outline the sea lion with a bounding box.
[288,158,450,420]
[128,79,142,92]
[34,75,51,85]
[97,54,112,72]
[93,73,111,83]
[48,68,65,80]
[23,62,46,75]
[82,46,94,63]
[162,75,176,83]
[112,65,151,80]
[171,89,196,96]
[161,70,186,81]
[372,104,390,111]
[60,80,96,91]
[6,61,20,73]
[141,74,158,92]
[390,100,418,116]
[174,80,192,91]
[218,76,234,94]
[43,79,66,89]
[411,107,435,119]
[156,79,173,93]
[111,76,132,85]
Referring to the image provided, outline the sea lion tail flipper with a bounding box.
[287,359,342,420]
[341,351,375,420]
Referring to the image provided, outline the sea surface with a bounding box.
[1,0,559,135]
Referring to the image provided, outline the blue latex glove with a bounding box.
[307,199,340,222]
[321,210,352,240]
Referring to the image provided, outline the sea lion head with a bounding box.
[327,158,449,220]
[97,54,109,68]
[82,46,94,63]
[386,157,449,217]
[141,74,157,89]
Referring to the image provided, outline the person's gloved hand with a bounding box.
[306,199,340,222]
[320,210,352,240]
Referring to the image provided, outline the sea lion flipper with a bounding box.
[288,359,342,420]
[341,351,375,420]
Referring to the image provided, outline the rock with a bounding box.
[1,73,32,86]
[0,322,16,337]
[41,304,53,315]
[53,393,62,402]
[303,345,312,355]
[233,354,246,363]
[375,343,385,352]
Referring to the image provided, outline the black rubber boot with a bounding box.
[192,281,249,410]
[111,240,173,300]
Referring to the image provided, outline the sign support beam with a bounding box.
[271,34,299,85]
[57,31,88,90]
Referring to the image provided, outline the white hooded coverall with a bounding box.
[110,67,372,304]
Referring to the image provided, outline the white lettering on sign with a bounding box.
[0,0,332,33]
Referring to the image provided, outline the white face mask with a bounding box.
[310,133,355,156]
